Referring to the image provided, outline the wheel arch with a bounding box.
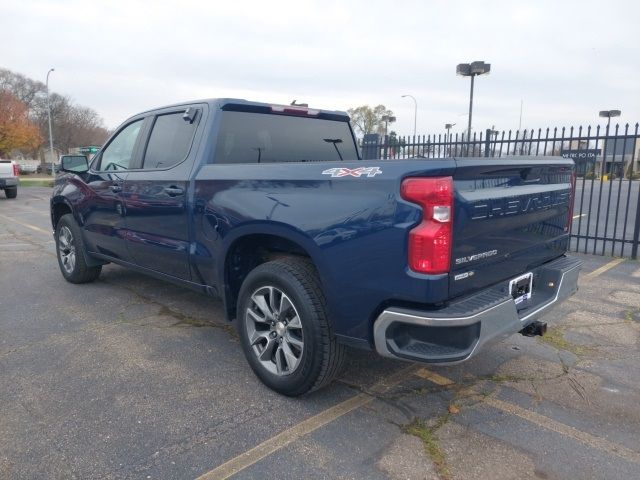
[220,224,330,322]
[51,196,106,268]
[51,196,78,231]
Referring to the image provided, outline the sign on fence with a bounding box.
[561,149,599,176]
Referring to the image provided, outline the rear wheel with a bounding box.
[236,257,345,396]
[55,214,102,283]
[5,187,17,199]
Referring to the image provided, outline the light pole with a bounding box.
[381,115,396,137]
[599,110,621,176]
[445,123,456,156]
[45,68,55,173]
[380,115,396,159]
[456,61,490,140]
[488,126,500,157]
[401,94,417,137]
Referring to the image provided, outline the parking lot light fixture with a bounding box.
[598,110,622,177]
[457,61,490,140]
[381,115,396,137]
[445,122,456,139]
[599,110,621,131]
[445,123,456,156]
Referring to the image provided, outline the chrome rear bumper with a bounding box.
[373,255,582,364]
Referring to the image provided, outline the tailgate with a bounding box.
[0,161,14,178]
[450,157,574,298]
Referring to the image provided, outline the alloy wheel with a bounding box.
[245,286,304,376]
[58,225,76,274]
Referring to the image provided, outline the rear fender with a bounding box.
[219,222,332,319]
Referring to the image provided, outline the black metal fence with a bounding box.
[360,123,640,259]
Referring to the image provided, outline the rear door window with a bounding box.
[142,111,199,169]
[213,112,358,164]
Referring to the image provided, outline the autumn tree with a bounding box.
[0,91,41,157]
[0,68,110,158]
[347,105,395,137]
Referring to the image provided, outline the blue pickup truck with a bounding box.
[51,99,581,395]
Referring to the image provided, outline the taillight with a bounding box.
[566,169,577,232]
[401,176,454,274]
[12,163,19,177]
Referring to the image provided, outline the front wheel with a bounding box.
[236,258,345,396]
[55,214,102,283]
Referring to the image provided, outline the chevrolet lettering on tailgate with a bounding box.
[470,189,571,220]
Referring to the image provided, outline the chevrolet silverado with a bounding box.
[50,99,581,395]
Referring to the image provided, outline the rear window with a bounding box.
[213,112,358,164]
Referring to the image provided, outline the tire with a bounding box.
[236,257,346,396]
[5,187,17,199]
[55,214,102,283]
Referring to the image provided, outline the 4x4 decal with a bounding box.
[322,167,382,178]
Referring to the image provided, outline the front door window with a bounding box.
[98,120,143,171]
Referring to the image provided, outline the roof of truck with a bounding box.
[135,98,350,120]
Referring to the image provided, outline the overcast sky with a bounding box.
[2,0,639,135]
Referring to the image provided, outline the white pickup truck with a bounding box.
[0,160,19,199]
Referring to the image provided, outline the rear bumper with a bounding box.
[373,255,582,364]
[0,178,18,188]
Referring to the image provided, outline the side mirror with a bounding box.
[60,155,89,174]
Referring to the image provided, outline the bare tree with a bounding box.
[0,68,45,110]
[347,105,394,137]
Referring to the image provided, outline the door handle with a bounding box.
[109,184,122,193]
[164,186,184,197]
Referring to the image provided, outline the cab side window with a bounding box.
[97,119,143,171]
[142,111,198,169]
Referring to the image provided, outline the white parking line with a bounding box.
[0,213,50,234]
[414,367,455,386]
[417,369,640,465]
[484,396,640,465]
[573,214,586,219]
[583,258,625,281]
[195,365,418,480]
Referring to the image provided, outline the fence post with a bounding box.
[361,133,379,160]
[484,129,491,157]
[632,188,640,259]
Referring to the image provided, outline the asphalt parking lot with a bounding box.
[1,186,639,480]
